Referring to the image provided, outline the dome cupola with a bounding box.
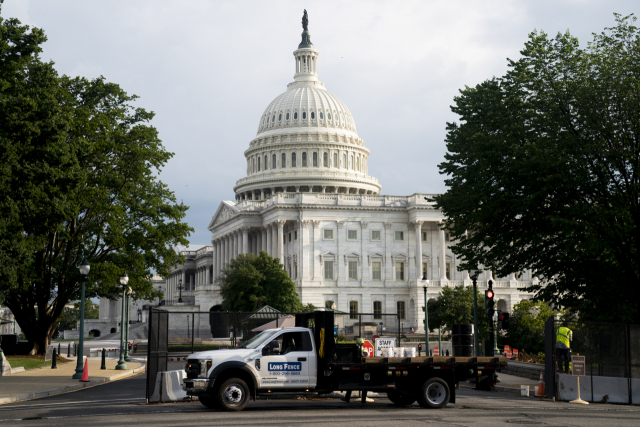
[234,11,381,201]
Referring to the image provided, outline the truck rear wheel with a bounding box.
[417,378,450,409]
[198,395,219,409]
[215,378,249,411]
[387,391,416,406]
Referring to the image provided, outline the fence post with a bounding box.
[359,315,362,339]
[544,316,555,399]
[191,313,196,354]
[628,324,632,405]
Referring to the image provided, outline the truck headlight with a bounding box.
[201,360,212,377]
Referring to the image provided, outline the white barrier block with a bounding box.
[149,370,187,403]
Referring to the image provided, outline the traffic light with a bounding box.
[484,289,495,317]
[498,311,510,330]
[418,343,423,355]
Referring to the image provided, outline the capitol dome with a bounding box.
[233,16,381,200]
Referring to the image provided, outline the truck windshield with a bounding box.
[239,330,280,349]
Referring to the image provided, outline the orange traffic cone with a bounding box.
[536,371,545,397]
[80,358,89,382]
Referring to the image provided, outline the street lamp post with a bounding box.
[421,274,430,356]
[72,259,90,379]
[124,289,131,362]
[488,279,495,357]
[116,273,128,370]
[177,279,184,303]
[472,276,480,356]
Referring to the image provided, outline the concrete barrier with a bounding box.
[557,373,637,404]
[149,370,187,403]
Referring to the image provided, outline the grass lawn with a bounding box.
[6,355,70,371]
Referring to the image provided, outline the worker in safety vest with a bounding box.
[555,322,573,373]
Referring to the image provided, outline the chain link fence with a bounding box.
[146,308,400,401]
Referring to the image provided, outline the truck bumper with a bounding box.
[183,379,210,395]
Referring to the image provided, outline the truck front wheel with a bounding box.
[215,378,249,411]
[387,390,416,406]
[198,395,219,409]
[417,378,450,409]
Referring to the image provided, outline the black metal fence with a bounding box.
[145,308,401,401]
[544,318,640,404]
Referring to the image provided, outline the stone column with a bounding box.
[384,222,393,283]
[277,220,286,264]
[266,225,272,256]
[301,220,309,280]
[261,227,268,253]
[337,221,345,283]
[271,224,278,257]
[414,220,423,279]
[242,227,249,255]
[311,220,321,279]
[225,235,231,265]
[256,232,261,255]
[408,222,416,281]
[439,226,446,280]
[361,221,368,283]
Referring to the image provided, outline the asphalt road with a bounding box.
[1,373,639,427]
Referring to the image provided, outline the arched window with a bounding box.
[302,152,307,167]
[313,152,318,167]
[264,155,268,170]
[333,153,337,168]
[356,157,360,171]
[272,115,275,123]
[320,112,324,120]
[350,155,353,170]
[343,154,346,168]
[311,111,315,119]
[328,112,332,120]
[323,152,328,167]
[286,112,290,120]
[252,158,255,173]
[272,154,276,169]
[294,112,298,120]
[278,113,282,121]
[282,153,286,168]
[258,156,261,171]
[302,111,307,119]
[292,152,297,167]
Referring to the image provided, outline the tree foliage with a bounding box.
[0,6,192,353]
[218,252,303,312]
[427,285,491,341]
[504,301,561,354]
[436,14,640,324]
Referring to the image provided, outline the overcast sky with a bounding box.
[3,0,636,245]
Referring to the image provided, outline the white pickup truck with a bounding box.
[183,311,505,411]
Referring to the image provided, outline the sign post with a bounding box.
[569,356,588,405]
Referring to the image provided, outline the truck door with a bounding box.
[261,331,311,389]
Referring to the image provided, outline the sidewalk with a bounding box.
[0,357,145,405]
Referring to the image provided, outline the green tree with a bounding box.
[427,285,491,341]
[218,252,303,312]
[0,7,192,353]
[504,301,560,354]
[435,14,640,324]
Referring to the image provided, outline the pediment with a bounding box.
[367,253,385,266]
[208,201,240,230]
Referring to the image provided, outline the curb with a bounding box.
[0,363,146,405]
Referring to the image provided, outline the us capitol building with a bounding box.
[95,13,535,337]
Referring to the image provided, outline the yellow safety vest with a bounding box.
[555,326,572,348]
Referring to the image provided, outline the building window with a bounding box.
[325,300,334,309]
[323,152,328,167]
[421,231,427,241]
[313,152,318,167]
[258,157,261,171]
[350,155,353,169]
[264,155,268,170]
[342,153,346,168]
[395,262,405,281]
[395,231,404,241]
[349,301,358,319]
[294,263,297,279]
[294,112,298,120]
[348,261,358,280]
[294,231,297,240]
[373,301,382,319]
[281,153,286,168]
[328,112,332,120]
[278,113,282,121]
[292,152,297,167]
[397,301,406,320]
[324,229,333,240]
[324,261,333,280]
[372,262,381,281]
[446,262,451,280]
[303,111,307,119]
[445,232,450,242]
[311,111,315,119]
[272,154,276,169]
[422,263,428,279]
[272,115,275,122]
[320,111,324,120]
[333,153,337,168]
[371,230,381,241]
[288,232,292,242]
[348,230,357,240]
[302,152,307,167]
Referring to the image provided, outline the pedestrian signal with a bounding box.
[498,311,510,330]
